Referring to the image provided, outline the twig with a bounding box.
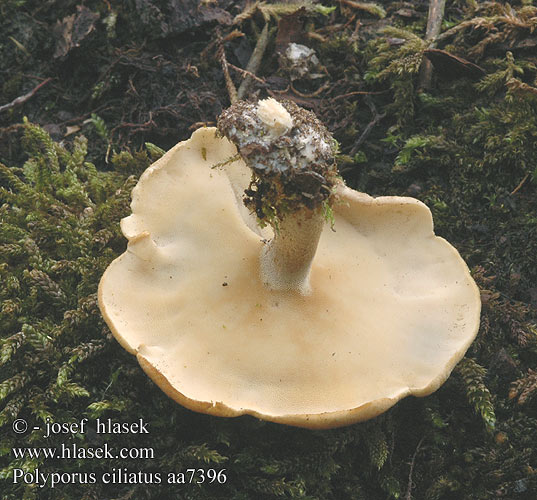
[510,173,529,196]
[349,96,385,155]
[419,0,446,89]
[227,63,266,85]
[425,0,447,41]
[216,29,238,104]
[290,81,331,98]
[332,89,388,101]
[307,31,328,43]
[342,13,357,30]
[110,112,156,135]
[237,23,270,100]
[405,436,425,500]
[269,85,291,95]
[0,78,52,113]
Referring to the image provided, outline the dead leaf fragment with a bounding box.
[168,0,232,34]
[423,49,485,80]
[54,6,100,58]
[275,8,307,53]
[65,125,81,136]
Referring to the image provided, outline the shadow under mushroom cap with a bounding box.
[98,127,481,429]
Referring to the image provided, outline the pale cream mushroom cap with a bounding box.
[98,127,481,429]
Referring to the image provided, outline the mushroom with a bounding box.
[98,98,481,429]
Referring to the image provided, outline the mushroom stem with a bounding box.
[217,98,338,295]
[260,206,324,294]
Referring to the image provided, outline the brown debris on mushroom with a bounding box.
[98,98,481,429]
[217,98,338,221]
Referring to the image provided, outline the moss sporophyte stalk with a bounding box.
[98,98,481,429]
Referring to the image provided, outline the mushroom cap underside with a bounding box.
[98,127,481,429]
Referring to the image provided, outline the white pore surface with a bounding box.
[99,128,481,425]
